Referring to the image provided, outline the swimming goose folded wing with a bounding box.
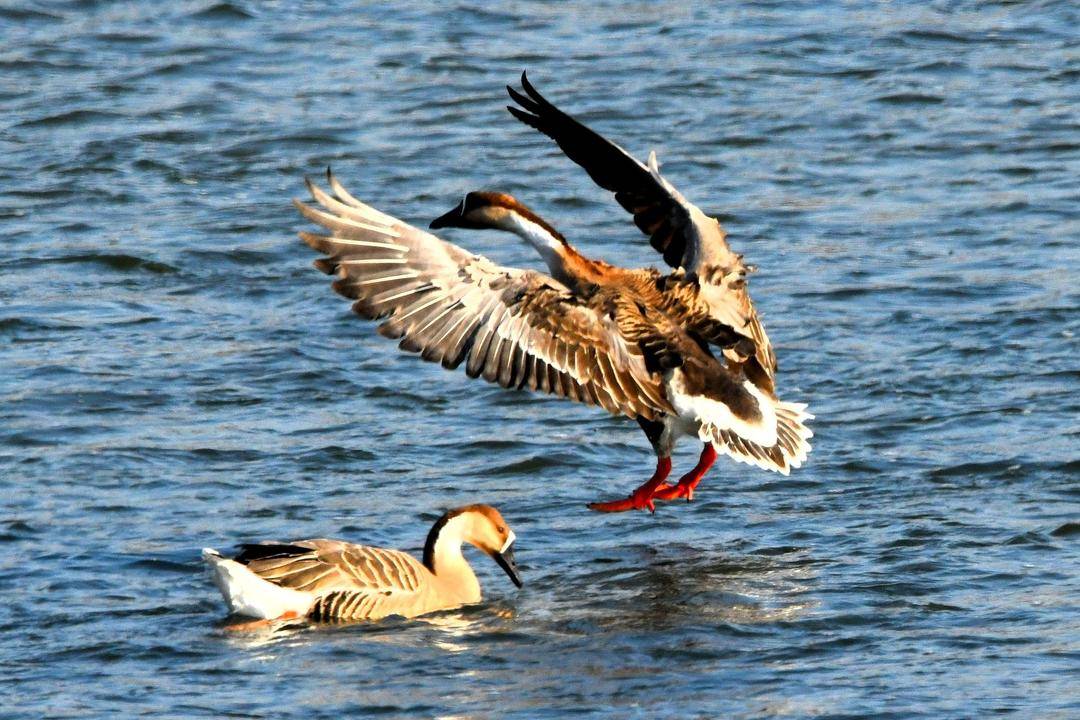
[296,171,674,421]
[507,72,776,385]
[235,540,429,621]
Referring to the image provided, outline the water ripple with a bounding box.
[0,1,1076,718]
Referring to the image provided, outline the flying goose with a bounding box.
[429,191,811,511]
[495,71,811,507]
[203,504,521,624]
[293,77,811,513]
[503,73,780,382]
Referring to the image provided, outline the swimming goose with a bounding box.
[295,169,810,512]
[202,504,521,623]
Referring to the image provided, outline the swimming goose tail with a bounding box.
[202,548,311,620]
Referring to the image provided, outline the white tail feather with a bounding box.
[202,548,311,620]
[701,398,813,475]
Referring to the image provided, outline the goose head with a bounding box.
[431,192,570,277]
[424,504,523,588]
[431,192,565,240]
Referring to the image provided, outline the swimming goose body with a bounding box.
[203,505,521,622]
[294,74,812,512]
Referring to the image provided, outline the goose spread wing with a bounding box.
[296,171,673,420]
[506,72,776,383]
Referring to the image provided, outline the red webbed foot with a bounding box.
[650,444,718,504]
[588,487,659,513]
[650,481,693,502]
[587,457,672,513]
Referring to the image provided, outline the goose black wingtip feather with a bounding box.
[506,105,546,133]
[519,70,547,106]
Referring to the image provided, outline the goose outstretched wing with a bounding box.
[507,72,776,384]
[296,170,674,420]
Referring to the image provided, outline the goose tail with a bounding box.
[202,548,311,620]
[700,397,814,476]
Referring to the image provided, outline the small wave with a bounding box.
[0,6,60,21]
[901,29,973,44]
[721,135,768,147]
[0,520,40,543]
[15,109,124,128]
[875,93,944,105]
[909,60,968,75]
[997,166,1038,177]
[296,445,376,463]
[183,248,277,267]
[31,253,178,274]
[0,58,90,72]
[916,601,965,612]
[1050,522,1080,538]
[189,447,271,463]
[126,557,196,574]
[190,2,254,20]
[927,460,1021,481]
[1004,531,1054,549]
[0,316,74,334]
[94,32,158,44]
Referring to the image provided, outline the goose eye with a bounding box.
[497,526,506,534]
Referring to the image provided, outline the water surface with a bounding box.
[1,2,1077,718]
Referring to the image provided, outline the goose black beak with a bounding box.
[493,544,523,588]
[429,203,465,229]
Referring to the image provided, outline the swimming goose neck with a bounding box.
[422,511,481,600]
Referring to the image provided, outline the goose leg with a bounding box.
[588,456,672,513]
[652,444,717,502]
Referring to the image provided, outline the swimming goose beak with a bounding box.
[429,202,466,229]
[493,543,523,588]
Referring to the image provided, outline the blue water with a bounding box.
[2,2,1077,718]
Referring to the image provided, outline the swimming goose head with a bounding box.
[423,504,523,588]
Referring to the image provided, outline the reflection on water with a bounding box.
[215,600,519,656]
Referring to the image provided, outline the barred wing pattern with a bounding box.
[296,171,674,421]
[507,72,777,385]
[237,540,427,621]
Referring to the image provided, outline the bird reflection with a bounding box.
[214,600,519,655]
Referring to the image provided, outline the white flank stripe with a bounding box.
[202,549,311,620]
[670,373,778,448]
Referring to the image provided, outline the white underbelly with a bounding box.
[665,369,778,448]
